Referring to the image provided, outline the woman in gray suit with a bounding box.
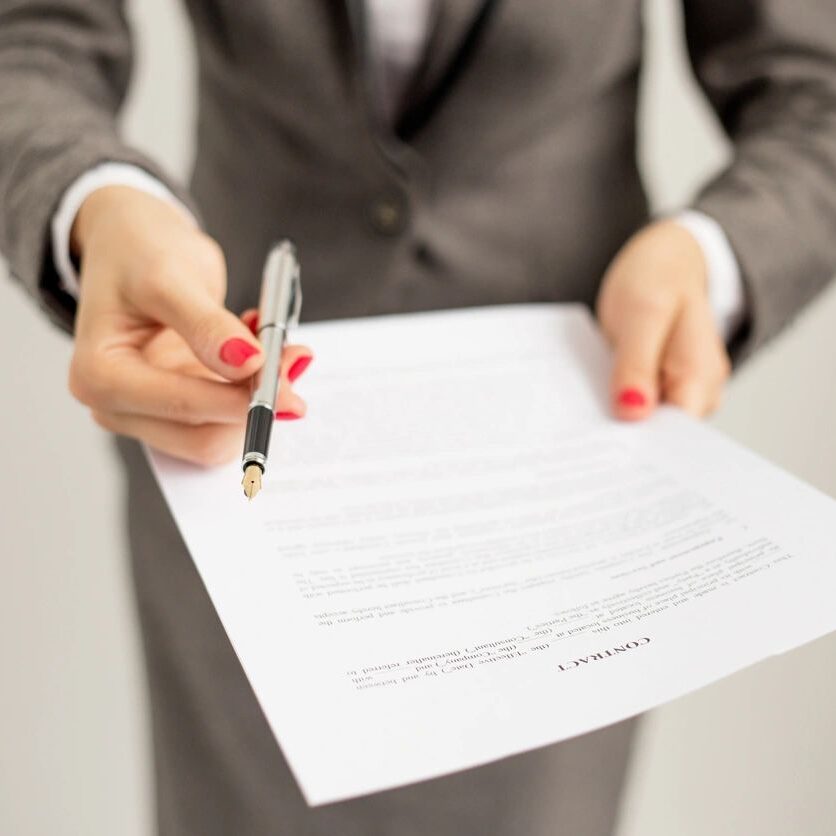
[2,1,836,834]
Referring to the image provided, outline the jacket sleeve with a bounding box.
[0,0,194,333]
[683,1,836,359]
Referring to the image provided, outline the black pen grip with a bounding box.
[243,405,274,467]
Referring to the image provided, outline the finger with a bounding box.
[70,349,251,425]
[139,252,263,382]
[240,304,313,383]
[92,385,307,463]
[271,345,313,418]
[91,411,243,467]
[241,308,259,335]
[608,300,676,421]
[662,379,708,416]
[281,345,314,383]
[196,335,309,415]
[276,388,307,419]
[661,302,731,418]
[241,310,313,381]
[240,311,313,384]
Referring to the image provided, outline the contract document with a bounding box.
[149,304,836,805]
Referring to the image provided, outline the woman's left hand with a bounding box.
[596,219,732,420]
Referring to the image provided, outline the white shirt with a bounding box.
[53,0,745,341]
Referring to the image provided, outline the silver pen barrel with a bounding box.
[241,241,302,493]
[250,241,299,410]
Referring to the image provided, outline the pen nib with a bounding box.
[242,464,262,501]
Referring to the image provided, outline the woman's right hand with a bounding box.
[68,186,312,466]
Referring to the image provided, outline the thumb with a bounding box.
[608,306,673,421]
[166,285,263,381]
[141,254,263,382]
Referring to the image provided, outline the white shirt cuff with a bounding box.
[671,210,747,343]
[51,163,196,299]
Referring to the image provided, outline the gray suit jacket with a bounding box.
[2,3,836,835]
[3,1,836,354]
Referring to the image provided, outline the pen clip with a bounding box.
[288,266,302,329]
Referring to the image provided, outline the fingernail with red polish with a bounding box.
[288,355,313,382]
[219,338,259,367]
[276,410,302,421]
[618,388,647,408]
[244,314,259,335]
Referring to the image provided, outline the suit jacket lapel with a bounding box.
[343,0,498,140]
[406,0,487,110]
[397,0,499,139]
[342,0,375,104]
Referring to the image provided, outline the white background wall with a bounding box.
[1,2,835,834]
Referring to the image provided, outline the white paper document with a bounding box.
[149,304,836,805]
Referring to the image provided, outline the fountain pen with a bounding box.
[241,241,302,500]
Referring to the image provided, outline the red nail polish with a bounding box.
[618,388,647,408]
[288,355,313,382]
[219,338,259,367]
[275,410,302,421]
[244,313,259,335]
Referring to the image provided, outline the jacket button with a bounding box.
[368,196,407,235]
